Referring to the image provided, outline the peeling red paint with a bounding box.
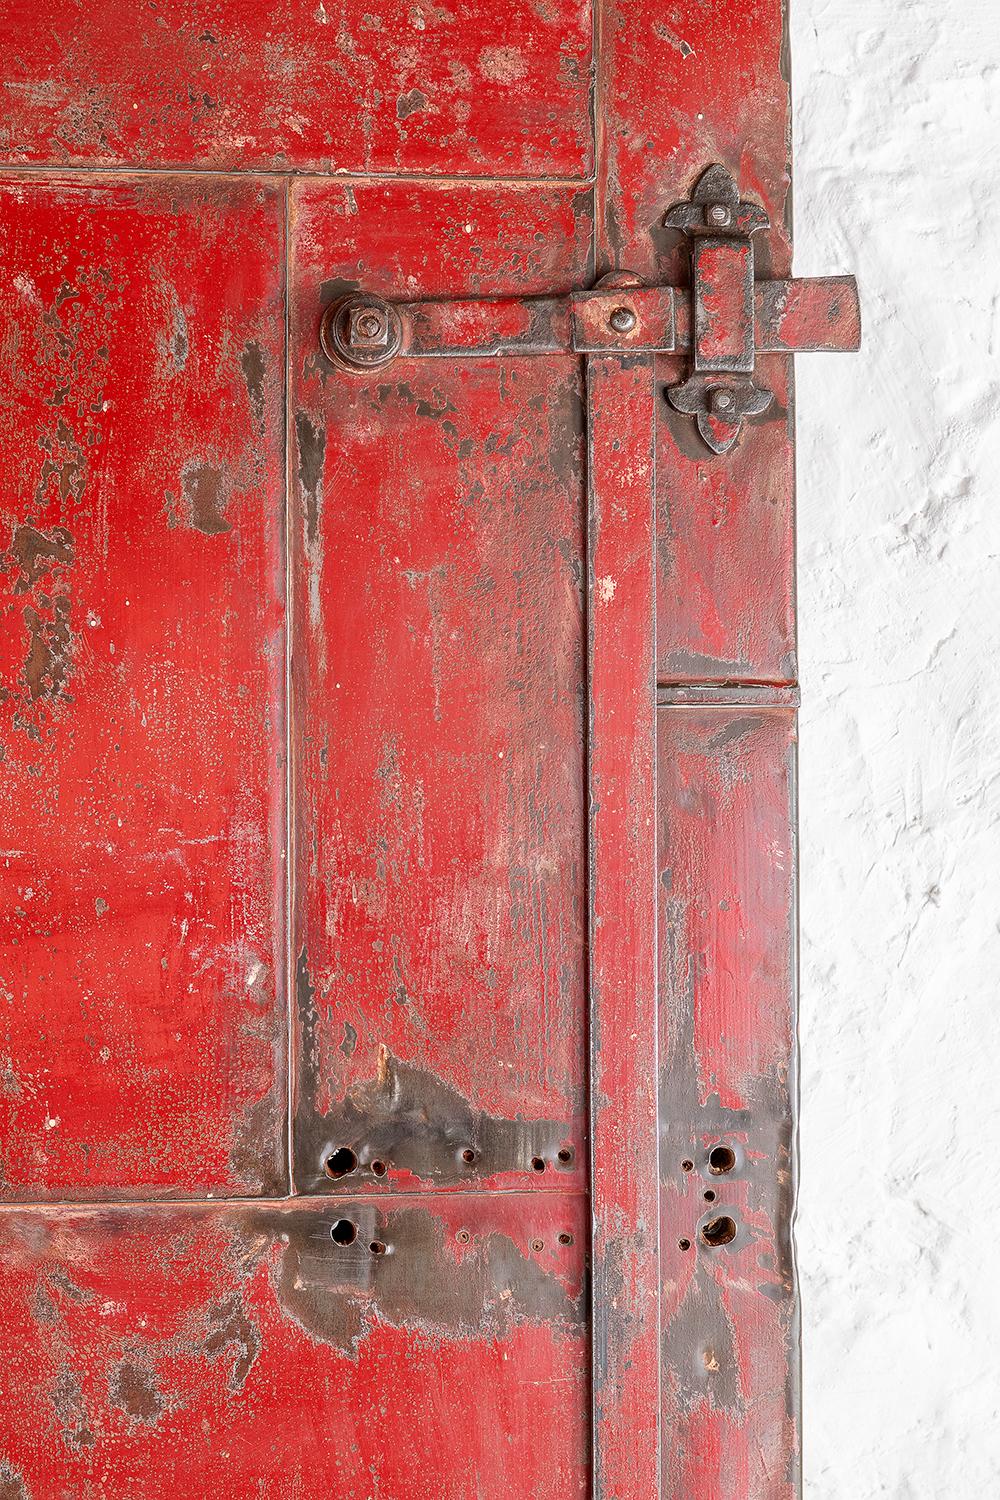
[0,176,288,1198]
[0,0,827,1489]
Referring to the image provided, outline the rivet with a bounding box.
[608,305,637,334]
[711,389,735,414]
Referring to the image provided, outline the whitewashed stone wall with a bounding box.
[793,1,1000,1492]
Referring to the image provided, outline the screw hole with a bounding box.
[324,1147,358,1179]
[461,1148,478,1164]
[530,1157,546,1173]
[369,1240,386,1256]
[556,1147,573,1165]
[701,1215,738,1248]
[456,1229,470,1245]
[370,1159,387,1176]
[704,1189,716,1202]
[708,1145,737,1175]
[681,1159,694,1173]
[330,1219,358,1246]
[678,1237,692,1252]
[531,1239,544,1252]
[558,1232,574,1246]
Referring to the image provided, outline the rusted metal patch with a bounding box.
[294,1005,582,1194]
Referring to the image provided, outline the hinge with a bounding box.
[319,165,860,455]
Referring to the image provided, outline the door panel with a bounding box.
[0,175,287,1198]
[594,0,797,685]
[0,0,593,178]
[289,182,590,1195]
[0,1198,588,1496]
[657,702,798,1497]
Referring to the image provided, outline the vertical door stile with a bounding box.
[587,352,660,1499]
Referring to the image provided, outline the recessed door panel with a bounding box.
[0,175,287,1198]
[0,1199,588,1496]
[289,182,591,1195]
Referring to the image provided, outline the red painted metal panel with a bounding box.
[657,703,798,1497]
[587,353,660,1498]
[0,175,287,1197]
[596,2,803,1492]
[0,0,593,179]
[0,1196,588,1495]
[596,0,796,684]
[0,0,824,1486]
[289,181,591,1196]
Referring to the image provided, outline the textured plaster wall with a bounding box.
[792,2,1000,1493]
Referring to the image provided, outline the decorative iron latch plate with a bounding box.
[320,165,860,455]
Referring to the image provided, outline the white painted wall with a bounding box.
[792,1,1000,1492]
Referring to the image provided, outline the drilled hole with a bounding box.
[330,1219,358,1246]
[456,1229,470,1245]
[324,1147,358,1179]
[530,1157,546,1173]
[531,1238,544,1252]
[678,1238,692,1252]
[369,1240,386,1256]
[370,1159,387,1177]
[558,1232,574,1247]
[557,1147,573,1165]
[708,1144,737,1175]
[461,1148,478,1164]
[704,1189,716,1202]
[681,1159,694,1173]
[701,1215,738,1248]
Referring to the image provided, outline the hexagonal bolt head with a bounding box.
[608,305,638,334]
[705,203,732,228]
[348,305,391,349]
[710,388,735,414]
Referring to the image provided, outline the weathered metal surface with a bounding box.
[587,353,661,1498]
[0,0,857,1489]
[595,0,800,686]
[0,1195,588,1494]
[315,276,859,367]
[657,706,798,1498]
[0,0,593,178]
[0,174,287,1198]
[666,166,800,455]
[595,0,810,1492]
[289,180,591,1197]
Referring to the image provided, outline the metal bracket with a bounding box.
[664,165,773,453]
[319,166,860,456]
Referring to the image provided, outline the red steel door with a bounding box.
[0,3,858,1496]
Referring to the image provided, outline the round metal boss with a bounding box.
[320,293,403,372]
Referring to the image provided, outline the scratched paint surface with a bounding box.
[0,0,593,178]
[0,176,287,1197]
[0,0,814,1488]
[658,706,797,1499]
[290,181,591,1195]
[0,1196,588,1495]
[596,0,797,684]
[593,0,803,1488]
